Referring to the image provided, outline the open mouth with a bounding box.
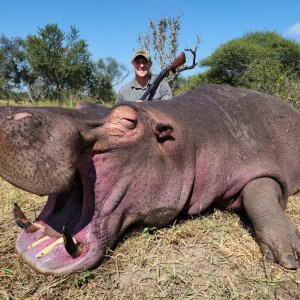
[13,155,101,274]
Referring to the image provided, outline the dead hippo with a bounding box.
[0,84,299,275]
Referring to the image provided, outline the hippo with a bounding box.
[0,84,300,275]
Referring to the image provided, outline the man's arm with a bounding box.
[160,79,173,100]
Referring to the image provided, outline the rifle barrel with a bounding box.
[140,69,167,100]
[140,52,186,101]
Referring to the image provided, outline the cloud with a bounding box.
[287,22,300,35]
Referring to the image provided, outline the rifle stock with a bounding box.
[166,52,186,73]
[140,52,186,101]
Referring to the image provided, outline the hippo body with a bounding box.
[0,84,300,274]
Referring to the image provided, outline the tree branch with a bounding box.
[178,35,201,73]
[112,70,130,88]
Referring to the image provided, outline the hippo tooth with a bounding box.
[13,203,43,233]
[36,237,64,258]
[27,236,50,250]
[62,225,83,259]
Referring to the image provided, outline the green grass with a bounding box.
[0,98,115,108]
[0,98,66,107]
[1,178,300,299]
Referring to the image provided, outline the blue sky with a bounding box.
[1,0,300,89]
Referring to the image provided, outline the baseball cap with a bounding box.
[132,48,151,62]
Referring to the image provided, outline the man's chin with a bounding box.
[136,72,149,78]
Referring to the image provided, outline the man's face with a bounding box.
[132,56,152,78]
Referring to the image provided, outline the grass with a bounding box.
[0,99,74,108]
[0,98,115,108]
[1,178,300,299]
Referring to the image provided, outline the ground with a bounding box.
[1,177,300,299]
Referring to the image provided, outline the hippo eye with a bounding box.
[120,117,137,130]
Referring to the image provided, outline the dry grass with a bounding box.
[1,178,300,299]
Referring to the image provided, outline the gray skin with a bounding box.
[0,84,300,274]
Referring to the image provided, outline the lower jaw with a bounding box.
[15,222,100,274]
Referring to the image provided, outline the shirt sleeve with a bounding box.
[160,80,173,100]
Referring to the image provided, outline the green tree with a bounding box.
[173,72,210,96]
[26,24,94,103]
[0,35,24,97]
[199,31,300,109]
[200,31,300,86]
[0,35,47,102]
[88,57,128,104]
[239,59,300,109]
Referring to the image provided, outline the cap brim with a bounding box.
[132,55,150,61]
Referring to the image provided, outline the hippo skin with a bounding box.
[0,84,300,274]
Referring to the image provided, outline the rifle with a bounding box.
[140,52,186,101]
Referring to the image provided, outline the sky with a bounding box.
[1,0,300,89]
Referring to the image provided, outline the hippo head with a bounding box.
[0,103,194,274]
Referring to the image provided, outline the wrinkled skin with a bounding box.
[0,84,300,274]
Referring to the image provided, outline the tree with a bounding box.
[138,13,200,89]
[0,35,25,97]
[199,31,300,109]
[0,35,50,102]
[200,31,300,86]
[88,57,128,103]
[26,24,94,103]
[173,72,210,96]
[239,59,300,109]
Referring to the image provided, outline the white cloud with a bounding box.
[287,22,300,35]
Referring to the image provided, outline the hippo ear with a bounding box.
[155,123,174,142]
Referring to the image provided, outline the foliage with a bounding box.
[201,31,300,86]
[88,57,128,103]
[0,24,128,104]
[0,35,26,98]
[239,59,300,109]
[199,31,300,109]
[0,73,10,99]
[0,35,56,102]
[26,24,94,103]
[173,72,210,96]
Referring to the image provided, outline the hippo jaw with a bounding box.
[14,154,106,275]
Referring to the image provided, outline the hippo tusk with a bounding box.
[13,203,43,233]
[36,237,64,258]
[13,203,84,260]
[62,225,83,259]
[27,236,51,250]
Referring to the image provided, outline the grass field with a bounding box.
[0,99,73,108]
[1,177,300,299]
[0,98,115,108]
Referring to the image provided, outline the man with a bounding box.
[116,48,172,103]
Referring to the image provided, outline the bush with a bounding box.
[238,59,300,110]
